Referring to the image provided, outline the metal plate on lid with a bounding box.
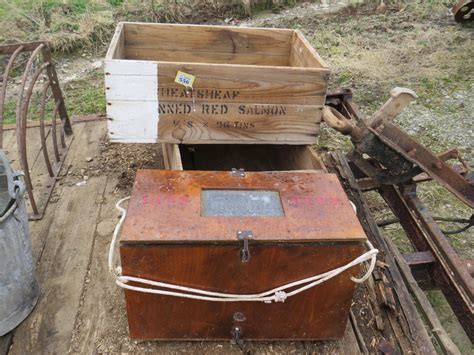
[120,170,366,243]
[201,189,284,217]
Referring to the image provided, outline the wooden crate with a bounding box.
[120,169,366,340]
[105,23,329,144]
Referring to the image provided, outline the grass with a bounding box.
[62,70,105,115]
[1,2,472,349]
[1,70,105,123]
[0,0,247,53]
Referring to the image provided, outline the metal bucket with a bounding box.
[0,150,39,335]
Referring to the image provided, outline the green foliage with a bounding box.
[63,71,105,116]
[107,0,124,6]
[1,70,105,124]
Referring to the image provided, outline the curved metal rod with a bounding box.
[39,80,54,177]
[51,100,61,162]
[15,43,44,198]
[59,114,66,149]
[0,45,24,149]
[18,60,49,216]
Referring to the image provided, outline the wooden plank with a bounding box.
[105,59,157,76]
[106,75,157,101]
[386,238,460,354]
[403,251,436,266]
[107,100,158,143]
[124,47,289,66]
[331,152,436,353]
[290,31,328,68]
[121,242,362,339]
[105,22,124,60]
[157,62,328,106]
[121,170,367,243]
[162,143,182,170]
[123,23,294,58]
[157,103,321,144]
[9,122,108,354]
[0,333,12,355]
[105,60,158,144]
[68,177,124,353]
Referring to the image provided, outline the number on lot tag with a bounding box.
[175,71,196,89]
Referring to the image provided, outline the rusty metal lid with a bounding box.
[120,170,367,243]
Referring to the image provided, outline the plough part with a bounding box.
[325,88,474,342]
[323,87,474,208]
[453,0,474,23]
[0,41,73,220]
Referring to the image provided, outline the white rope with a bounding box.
[109,196,378,303]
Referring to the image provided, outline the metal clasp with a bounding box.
[237,230,252,263]
[231,168,245,177]
[231,326,245,350]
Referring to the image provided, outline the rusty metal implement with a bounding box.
[453,0,474,23]
[0,41,72,220]
[323,87,474,208]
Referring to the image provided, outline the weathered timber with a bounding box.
[105,23,329,144]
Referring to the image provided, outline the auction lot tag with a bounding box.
[175,71,196,89]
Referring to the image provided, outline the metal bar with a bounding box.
[51,101,61,162]
[403,252,474,277]
[403,185,474,303]
[332,152,436,353]
[39,81,54,177]
[385,237,461,355]
[0,45,24,149]
[330,92,474,340]
[15,44,44,217]
[402,251,436,266]
[379,183,474,341]
[1,40,73,221]
[60,119,66,149]
[0,41,44,55]
[369,122,474,207]
[41,46,72,135]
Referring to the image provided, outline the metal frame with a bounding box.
[326,89,474,342]
[0,41,72,220]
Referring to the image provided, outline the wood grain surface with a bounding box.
[120,170,367,243]
[120,242,363,340]
[105,23,330,144]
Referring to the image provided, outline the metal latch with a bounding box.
[237,230,253,263]
[231,168,245,177]
[231,326,245,350]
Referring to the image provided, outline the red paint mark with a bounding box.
[140,194,191,206]
[287,195,342,207]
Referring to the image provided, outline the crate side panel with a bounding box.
[290,31,329,68]
[105,59,159,76]
[107,100,158,143]
[157,62,328,105]
[105,23,124,60]
[123,23,293,57]
[105,60,158,143]
[123,47,289,66]
[157,103,321,144]
[120,243,362,340]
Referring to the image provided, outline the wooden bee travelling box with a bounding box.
[105,23,329,144]
[119,169,367,340]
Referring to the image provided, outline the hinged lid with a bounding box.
[120,170,366,243]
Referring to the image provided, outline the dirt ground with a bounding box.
[65,2,473,351]
[2,0,473,352]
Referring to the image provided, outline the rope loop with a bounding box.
[109,197,378,303]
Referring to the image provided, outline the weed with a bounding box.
[63,70,105,116]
